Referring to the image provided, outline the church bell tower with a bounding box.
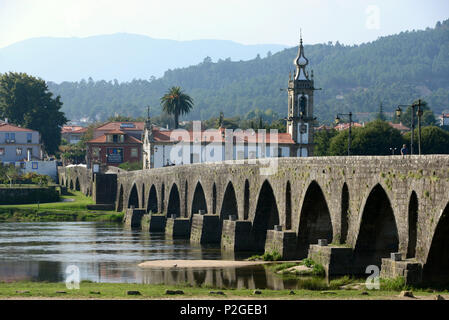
[287,34,315,157]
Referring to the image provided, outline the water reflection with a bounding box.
[0,222,308,289]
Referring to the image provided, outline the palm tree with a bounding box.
[160,86,194,129]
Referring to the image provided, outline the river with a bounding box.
[0,221,307,290]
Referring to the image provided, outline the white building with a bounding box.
[0,122,42,164]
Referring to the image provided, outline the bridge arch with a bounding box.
[141,184,145,209]
[69,179,74,190]
[147,184,158,213]
[191,181,207,215]
[422,201,449,284]
[117,185,124,212]
[184,180,188,217]
[296,180,333,258]
[167,183,181,217]
[243,180,250,220]
[407,191,418,259]
[220,181,238,221]
[285,181,292,230]
[340,182,349,244]
[251,180,280,252]
[212,183,217,214]
[128,183,139,209]
[353,183,399,270]
[75,178,80,191]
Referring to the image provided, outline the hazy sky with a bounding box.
[0,0,448,48]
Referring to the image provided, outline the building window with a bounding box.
[27,133,32,143]
[278,148,282,157]
[16,147,22,156]
[5,132,15,142]
[0,148,4,155]
[131,148,138,158]
[93,148,100,157]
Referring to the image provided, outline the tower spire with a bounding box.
[294,31,309,80]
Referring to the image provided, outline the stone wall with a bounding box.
[0,186,59,205]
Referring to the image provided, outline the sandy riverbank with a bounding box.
[138,260,274,268]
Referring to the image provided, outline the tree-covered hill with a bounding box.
[47,19,449,124]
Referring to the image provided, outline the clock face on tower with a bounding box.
[298,124,309,144]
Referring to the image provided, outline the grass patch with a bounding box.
[380,277,409,291]
[1,280,446,300]
[300,258,325,276]
[247,250,282,262]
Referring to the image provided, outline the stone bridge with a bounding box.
[58,156,449,284]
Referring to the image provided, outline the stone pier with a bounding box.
[221,219,254,252]
[190,213,221,244]
[123,208,146,229]
[380,256,423,285]
[141,214,166,232]
[165,217,191,238]
[264,228,297,260]
[307,243,356,276]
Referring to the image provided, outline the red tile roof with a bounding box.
[334,122,364,131]
[95,122,144,131]
[87,134,142,144]
[0,123,35,132]
[151,128,295,144]
[106,129,126,135]
[61,125,86,134]
[388,122,410,131]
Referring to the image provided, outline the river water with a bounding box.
[0,222,305,290]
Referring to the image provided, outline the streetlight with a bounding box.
[390,147,397,155]
[335,112,353,156]
[396,100,424,155]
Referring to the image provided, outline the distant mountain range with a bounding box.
[43,20,449,124]
[0,33,287,82]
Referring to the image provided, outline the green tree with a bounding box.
[398,100,436,127]
[314,128,338,156]
[329,120,403,156]
[0,72,67,155]
[59,142,86,164]
[160,86,194,129]
[403,126,449,154]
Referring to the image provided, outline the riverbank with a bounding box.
[0,281,447,300]
[0,191,123,222]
